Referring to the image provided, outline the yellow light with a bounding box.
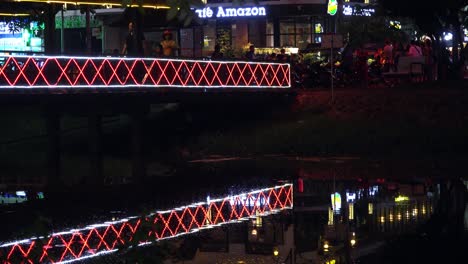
[324,242,329,249]
[395,195,409,202]
[350,239,356,246]
[251,229,257,236]
[389,214,393,222]
[349,203,354,220]
[397,213,402,221]
[273,249,279,256]
[0,13,30,16]
[368,203,373,215]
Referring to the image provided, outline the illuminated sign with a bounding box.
[343,5,375,16]
[0,21,44,52]
[327,0,338,16]
[195,6,266,18]
[330,192,341,211]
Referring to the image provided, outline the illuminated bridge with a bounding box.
[0,55,290,92]
[0,184,293,263]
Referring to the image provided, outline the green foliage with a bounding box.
[166,0,205,27]
[339,16,408,48]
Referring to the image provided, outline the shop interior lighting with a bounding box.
[0,55,291,89]
[0,184,293,263]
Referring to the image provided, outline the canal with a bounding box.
[1,158,466,263]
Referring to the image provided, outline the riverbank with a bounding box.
[0,80,467,183]
[186,80,468,159]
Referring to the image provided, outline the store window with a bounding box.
[266,22,274,47]
[248,20,267,47]
[279,17,320,49]
[279,19,295,47]
[296,17,311,49]
[202,21,216,52]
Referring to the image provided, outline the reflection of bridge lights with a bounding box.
[405,211,410,219]
[350,239,356,247]
[380,216,385,223]
[389,214,394,222]
[0,184,293,263]
[412,208,418,217]
[422,206,426,215]
[397,213,402,221]
[368,203,373,215]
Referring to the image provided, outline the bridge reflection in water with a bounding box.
[0,184,292,263]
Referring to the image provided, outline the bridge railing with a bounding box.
[0,183,293,263]
[0,55,290,89]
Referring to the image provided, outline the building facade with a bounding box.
[197,0,335,56]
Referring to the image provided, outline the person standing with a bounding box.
[407,40,422,57]
[245,45,256,61]
[122,22,145,57]
[161,30,178,57]
[382,39,393,72]
[211,44,223,60]
[423,38,434,80]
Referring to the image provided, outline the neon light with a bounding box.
[195,6,266,18]
[0,55,290,89]
[0,184,293,263]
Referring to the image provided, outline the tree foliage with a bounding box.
[381,0,466,38]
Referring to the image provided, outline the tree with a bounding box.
[381,0,466,75]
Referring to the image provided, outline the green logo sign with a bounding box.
[327,0,338,16]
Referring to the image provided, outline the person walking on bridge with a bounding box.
[122,21,145,57]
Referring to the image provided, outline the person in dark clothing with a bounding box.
[122,22,145,57]
[245,45,256,61]
[211,44,223,60]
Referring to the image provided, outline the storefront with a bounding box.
[196,1,333,56]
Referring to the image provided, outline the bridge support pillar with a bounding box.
[87,113,103,185]
[45,108,61,188]
[130,104,148,183]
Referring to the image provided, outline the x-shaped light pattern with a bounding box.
[0,55,291,89]
[0,184,292,263]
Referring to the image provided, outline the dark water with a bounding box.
[0,158,467,264]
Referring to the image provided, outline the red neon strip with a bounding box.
[0,56,290,89]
